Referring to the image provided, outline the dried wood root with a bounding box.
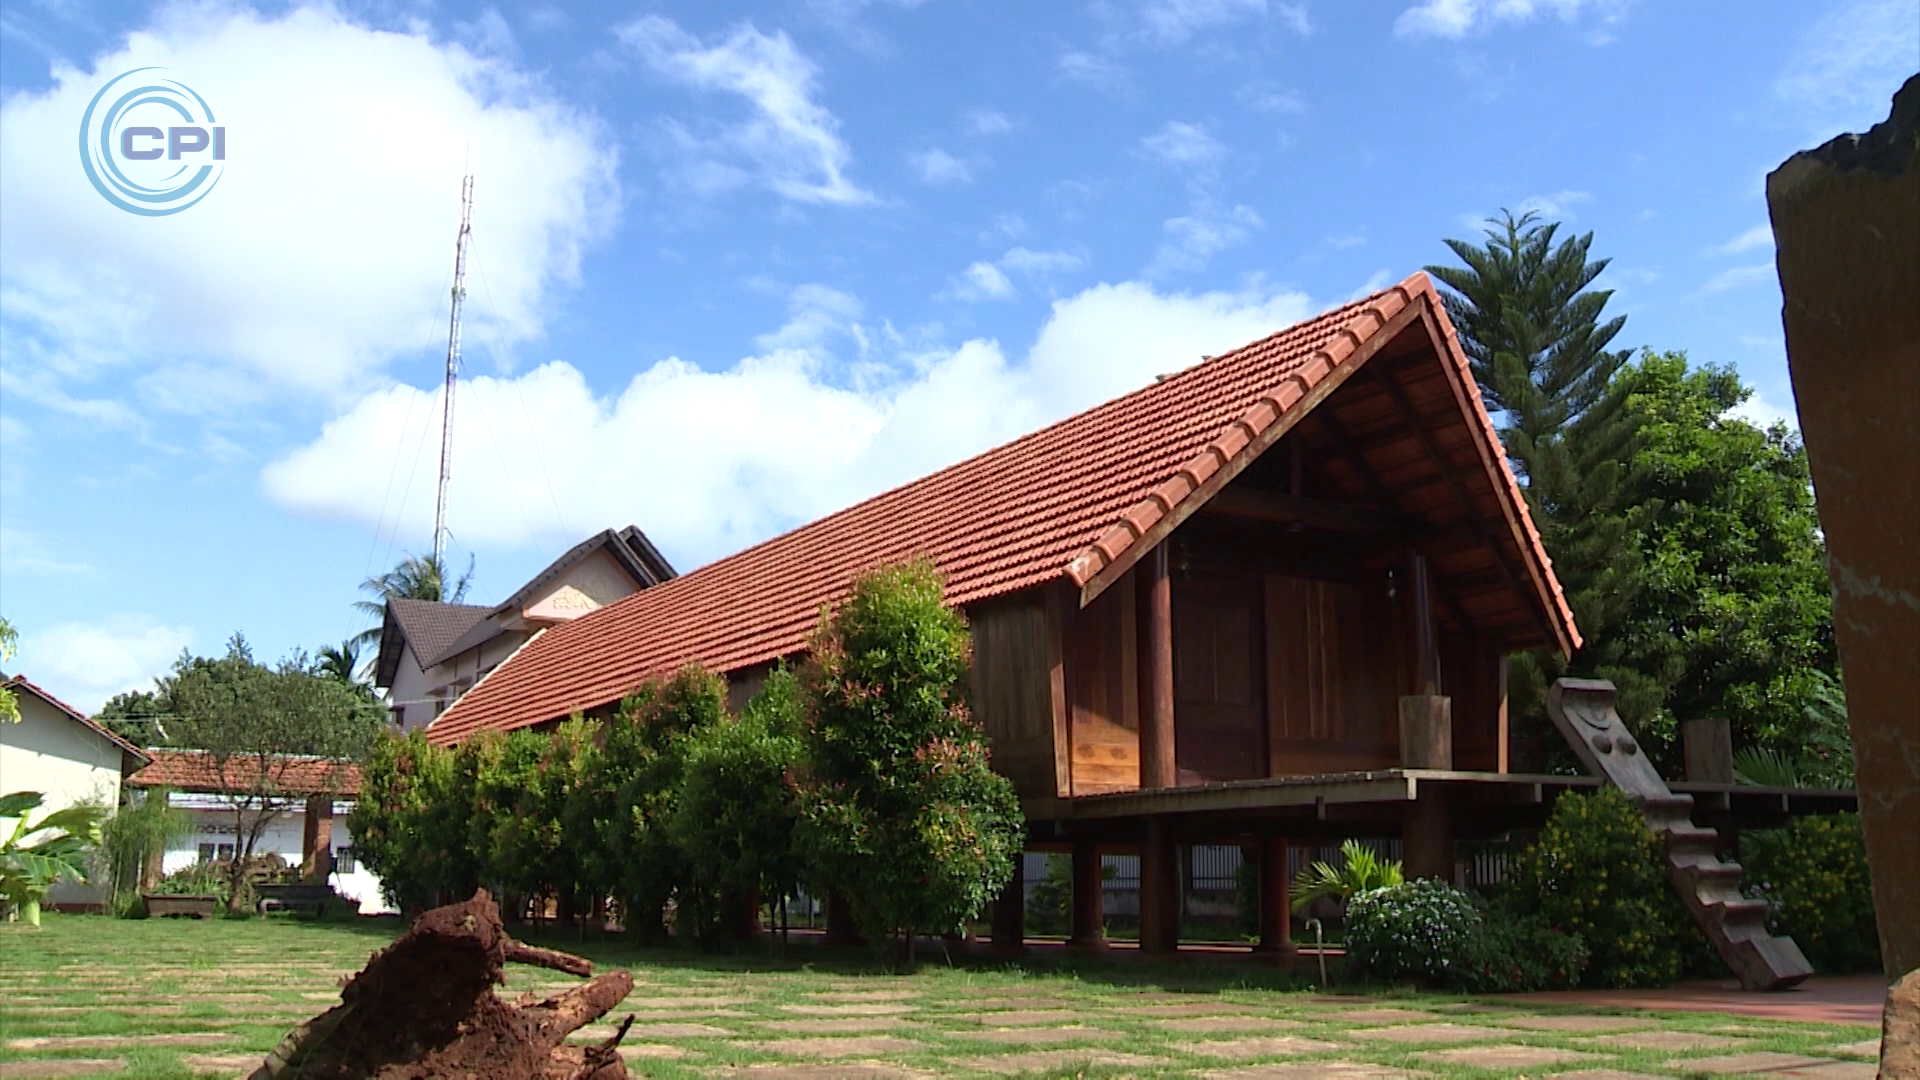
[251,890,635,1080]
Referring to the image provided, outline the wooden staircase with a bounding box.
[1547,679,1813,991]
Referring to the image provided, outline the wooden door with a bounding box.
[1172,573,1267,783]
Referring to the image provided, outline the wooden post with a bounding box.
[1141,542,1178,789]
[1398,695,1453,769]
[1411,553,1439,696]
[301,794,334,883]
[990,852,1026,954]
[1254,834,1293,955]
[1067,840,1106,950]
[1682,718,1735,783]
[1402,790,1454,883]
[1138,818,1180,954]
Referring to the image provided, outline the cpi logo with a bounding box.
[79,67,226,216]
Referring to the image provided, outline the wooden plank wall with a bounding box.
[1064,570,1140,794]
[1263,574,1405,776]
[969,591,1066,799]
[1440,632,1507,772]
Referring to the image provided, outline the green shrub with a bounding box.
[152,860,228,901]
[795,558,1024,965]
[1343,879,1483,986]
[1741,812,1880,973]
[1500,787,1692,988]
[1461,910,1589,992]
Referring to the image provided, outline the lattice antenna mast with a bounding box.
[432,175,474,587]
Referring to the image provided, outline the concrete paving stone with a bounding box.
[1202,1064,1420,1079]
[0,1060,128,1077]
[1150,1016,1308,1034]
[1765,1066,1878,1079]
[586,1022,731,1039]
[7,1034,236,1051]
[6,1006,186,1016]
[1674,1051,1852,1074]
[179,1053,263,1074]
[1492,1013,1653,1033]
[1543,1072,1668,1080]
[755,1019,917,1035]
[719,1065,922,1079]
[1183,1036,1344,1058]
[1107,1002,1267,1017]
[1576,1030,1749,1052]
[1344,1023,1510,1044]
[1305,996,1377,1005]
[614,1044,688,1060]
[747,1037,925,1059]
[625,995,753,1009]
[959,1049,1163,1074]
[1414,1045,1602,1068]
[1318,1008,1441,1025]
[1825,1039,1880,1058]
[944,1027,1126,1045]
[947,1010,1082,1027]
[778,1004,918,1017]
[808,990,920,1002]
[946,998,1066,1011]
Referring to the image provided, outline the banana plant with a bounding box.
[0,791,105,927]
[1289,838,1403,914]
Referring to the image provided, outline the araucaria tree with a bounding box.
[167,635,385,910]
[794,559,1024,964]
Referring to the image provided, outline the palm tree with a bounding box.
[1290,839,1403,914]
[349,553,476,651]
[316,640,365,685]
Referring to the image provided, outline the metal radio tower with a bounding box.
[432,175,474,585]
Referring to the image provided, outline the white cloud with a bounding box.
[1513,189,1593,219]
[16,614,192,714]
[0,6,617,409]
[1141,121,1227,167]
[1325,232,1367,250]
[265,279,1317,565]
[1774,0,1919,137]
[945,247,1088,302]
[1238,81,1307,114]
[949,261,1015,302]
[1395,0,1631,40]
[1058,50,1131,94]
[1711,225,1774,256]
[964,108,1014,135]
[1151,204,1263,276]
[1731,388,1797,432]
[1134,0,1304,43]
[909,147,974,185]
[618,15,871,205]
[1697,263,1775,295]
[0,526,96,579]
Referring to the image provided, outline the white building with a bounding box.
[374,526,675,732]
[0,675,149,910]
[128,749,393,915]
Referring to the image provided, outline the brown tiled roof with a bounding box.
[127,749,361,797]
[428,273,1578,747]
[2,675,150,768]
[375,598,492,686]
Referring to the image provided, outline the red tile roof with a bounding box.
[428,273,1578,747]
[2,675,150,768]
[127,749,361,797]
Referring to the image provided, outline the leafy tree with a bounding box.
[794,559,1024,965]
[350,552,477,650]
[595,666,727,942]
[0,792,105,926]
[316,639,368,687]
[96,789,188,916]
[671,667,806,948]
[465,729,550,917]
[166,635,385,910]
[351,730,476,910]
[1577,353,1836,766]
[93,689,170,747]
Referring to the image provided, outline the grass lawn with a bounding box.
[0,914,1881,1078]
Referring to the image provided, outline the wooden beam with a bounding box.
[1141,542,1178,790]
[1202,488,1408,535]
[1045,585,1073,799]
[1411,553,1439,696]
[1078,300,1426,609]
[1375,369,1558,649]
[1311,408,1399,509]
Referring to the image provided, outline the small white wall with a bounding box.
[160,795,395,915]
[0,693,125,907]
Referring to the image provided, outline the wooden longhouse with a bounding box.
[426,272,1844,955]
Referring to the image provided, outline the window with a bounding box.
[197,842,234,862]
[334,847,356,874]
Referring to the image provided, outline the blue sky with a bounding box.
[1,0,1913,711]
